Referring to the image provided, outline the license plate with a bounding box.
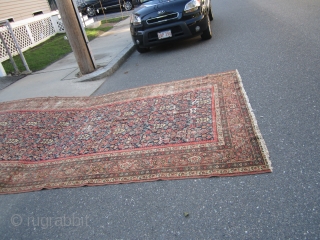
[158,30,172,39]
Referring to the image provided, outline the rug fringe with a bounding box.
[235,69,273,171]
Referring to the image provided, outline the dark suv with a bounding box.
[130,0,213,53]
[78,0,136,17]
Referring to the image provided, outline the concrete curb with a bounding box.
[77,42,135,82]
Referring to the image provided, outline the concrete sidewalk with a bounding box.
[0,17,135,103]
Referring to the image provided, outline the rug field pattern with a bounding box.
[0,70,272,194]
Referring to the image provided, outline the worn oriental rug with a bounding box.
[0,70,272,194]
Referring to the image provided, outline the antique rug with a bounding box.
[0,70,272,194]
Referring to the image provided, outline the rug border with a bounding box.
[1,169,273,195]
[234,69,272,172]
[0,70,236,111]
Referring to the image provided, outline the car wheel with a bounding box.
[209,8,214,21]
[123,1,133,11]
[87,7,96,17]
[201,15,212,40]
[136,45,150,53]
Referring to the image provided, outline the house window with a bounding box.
[33,11,44,16]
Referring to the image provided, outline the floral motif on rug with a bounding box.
[0,70,272,194]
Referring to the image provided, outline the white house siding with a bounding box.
[0,0,51,22]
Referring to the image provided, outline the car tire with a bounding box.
[136,45,150,53]
[123,1,133,11]
[209,8,214,21]
[201,15,212,40]
[87,7,96,17]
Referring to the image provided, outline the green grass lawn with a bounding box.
[1,17,127,74]
[101,16,126,24]
[2,33,72,74]
[85,26,112,41]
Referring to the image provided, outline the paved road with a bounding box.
[1,0,320,239]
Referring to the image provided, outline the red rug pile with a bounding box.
[0,70,272,194]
